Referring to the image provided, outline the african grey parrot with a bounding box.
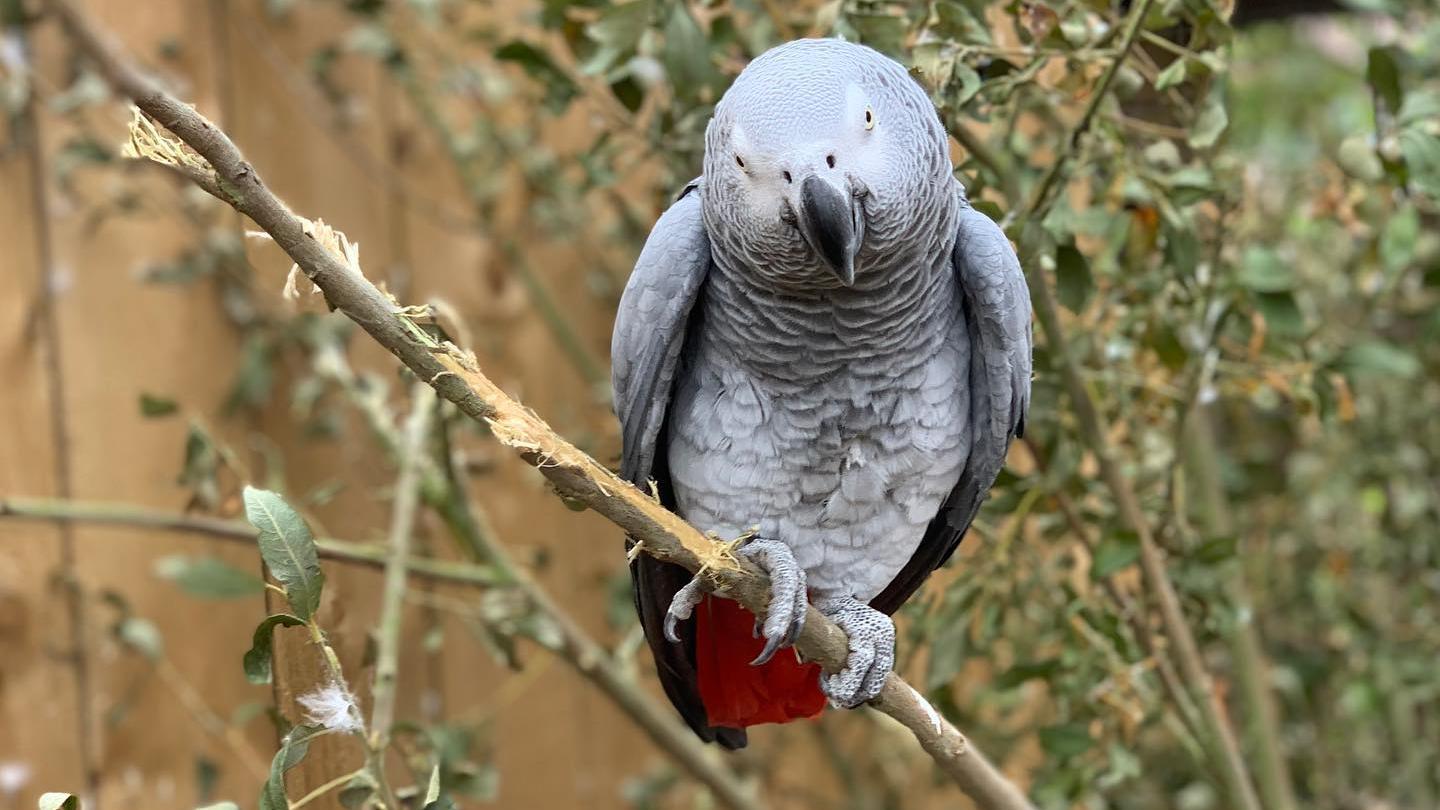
[610,38,1032,749]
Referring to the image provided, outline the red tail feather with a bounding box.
[694,595,826,728]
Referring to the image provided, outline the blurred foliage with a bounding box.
[12,0,1440,807]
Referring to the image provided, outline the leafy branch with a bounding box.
[43,0,1033,806]
[1009,0,1265,806]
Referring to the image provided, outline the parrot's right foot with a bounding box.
[814,595,895,709]
[662,537,808,666]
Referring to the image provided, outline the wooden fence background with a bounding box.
[0,1,742,807]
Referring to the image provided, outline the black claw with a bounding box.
[750,632,784,666]
[781,613,805,648]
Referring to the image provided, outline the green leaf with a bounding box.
[155,555,265,599]
[1337,136,1383,182]
[581,0,651,76]
[994,658,1061,689]
[243,487,325,621]
[1365,46,1403,116]
[424,766,442,805]
[179,422,221,511]
[196,757,220,805]
[1254,292,1305,338]
[1399,129,1440,200]
[421,764,456,810]
[494,41,578,114]
[1092,533,1140,578]
[139,393,178,418]
[1039,723,1094,757]
[662,2,713,100]
[844,12,908,56]
[1237,247,1293,293]
[259,725,324,810]
[1398,87,1440,127]
[1189,87,1229,149]
[1154,58,1187,91]
[344,22,398,63]
[1146,322,1188,371]
[924,613,969,690]
[38,795,79,810]
[1380,203,1419,272]
[244,614,306,685]
[1342,341,1420,379]
[1054,243,1092,313]
[1193,535,1238,564]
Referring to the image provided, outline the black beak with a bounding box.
[798,175,862,286]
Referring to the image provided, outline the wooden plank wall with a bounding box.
[0,1,689,807]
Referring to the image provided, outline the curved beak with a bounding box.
[798,174,863,286]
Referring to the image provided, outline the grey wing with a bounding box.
[611,181,745,748]
[871,191,1032,615]
[612,180,709,482]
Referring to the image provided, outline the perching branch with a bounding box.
[45,2,1033,807]
[1009,0,1263,808]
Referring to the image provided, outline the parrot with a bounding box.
[610,38,1032,749]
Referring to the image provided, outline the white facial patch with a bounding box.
[730,122,753,161]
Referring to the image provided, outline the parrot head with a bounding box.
[701,39,953,289]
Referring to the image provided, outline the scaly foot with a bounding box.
[814,595,895,708]
[663,537,808,666]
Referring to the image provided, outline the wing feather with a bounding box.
[611,181,745,748]
[871,191,1032,614]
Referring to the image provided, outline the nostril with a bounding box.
[782,170,792,184]
[826,154,836,169]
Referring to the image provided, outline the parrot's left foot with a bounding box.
[814,596,895,708]
[662,537,808,666]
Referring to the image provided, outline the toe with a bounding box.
[737,538,808,664]
[751,632,785,666]
[822,638,877,708]
[814,596,896,708]
[664,579,704,644]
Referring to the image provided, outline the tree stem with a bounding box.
[0,497,506,587]
[367,383,435,805]
[1007,0,1264,805]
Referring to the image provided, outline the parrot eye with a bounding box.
[864,106,875,130]
[735,155,746,169]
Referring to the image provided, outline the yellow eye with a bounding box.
[864,106,875,130]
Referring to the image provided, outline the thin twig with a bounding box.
[0,497,507,588]
[1023,439,1208,752]
[370,384,433,745]
[289,768,367,810]
[1186,409,1298,810]
[1012,0,1156,228]
[367,383,434,805]
[44,3,1033,806]
[154,657,270,780]
[388,57,608,390]
[1008,0,1264,805]
[10,16,102,805]
[946,115,1018,204]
